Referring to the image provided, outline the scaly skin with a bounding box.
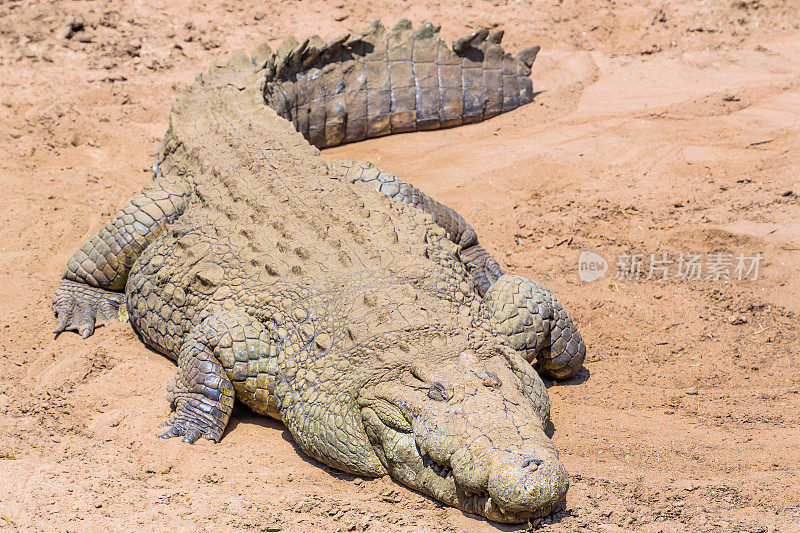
[329,159,504,296]
[329,159,584,378]
[53,176,191,337]
[262,20,540,148]
[52,22,584,523]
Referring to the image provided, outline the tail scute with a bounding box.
[516,46,541,76]
[453,28,489,53]
[487,29,504,44]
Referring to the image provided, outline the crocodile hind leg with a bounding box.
[481,275,586,380]
[159,312,275,443]
[53,176,192,338]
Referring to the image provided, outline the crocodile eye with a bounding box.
[428,381,454,401]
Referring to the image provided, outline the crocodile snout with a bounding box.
[486,450,569,515]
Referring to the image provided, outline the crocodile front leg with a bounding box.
[160,312,274,443]
[53,176,192,338]
[160,319,236,443]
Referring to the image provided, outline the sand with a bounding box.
[1,0,799,531]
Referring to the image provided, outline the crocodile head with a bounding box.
[358,341,568,523]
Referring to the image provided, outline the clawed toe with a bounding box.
[52,279,123,339]
[158,418,219,444]
[159,423,202,444]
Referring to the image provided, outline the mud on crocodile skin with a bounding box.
[52,20,586,523]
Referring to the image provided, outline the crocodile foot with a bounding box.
[53,279,124,339]
[159,409,224,444]
[158,317,239,444]
[159,384,231,443]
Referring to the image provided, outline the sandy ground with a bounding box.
[1,0,799,531]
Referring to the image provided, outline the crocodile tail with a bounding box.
[256,20,539,148]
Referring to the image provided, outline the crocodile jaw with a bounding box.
[361,407,568,523]
[359,354,569,523]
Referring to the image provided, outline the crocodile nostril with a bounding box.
[521,457,543,469]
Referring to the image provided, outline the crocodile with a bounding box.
[52,21,586,523]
